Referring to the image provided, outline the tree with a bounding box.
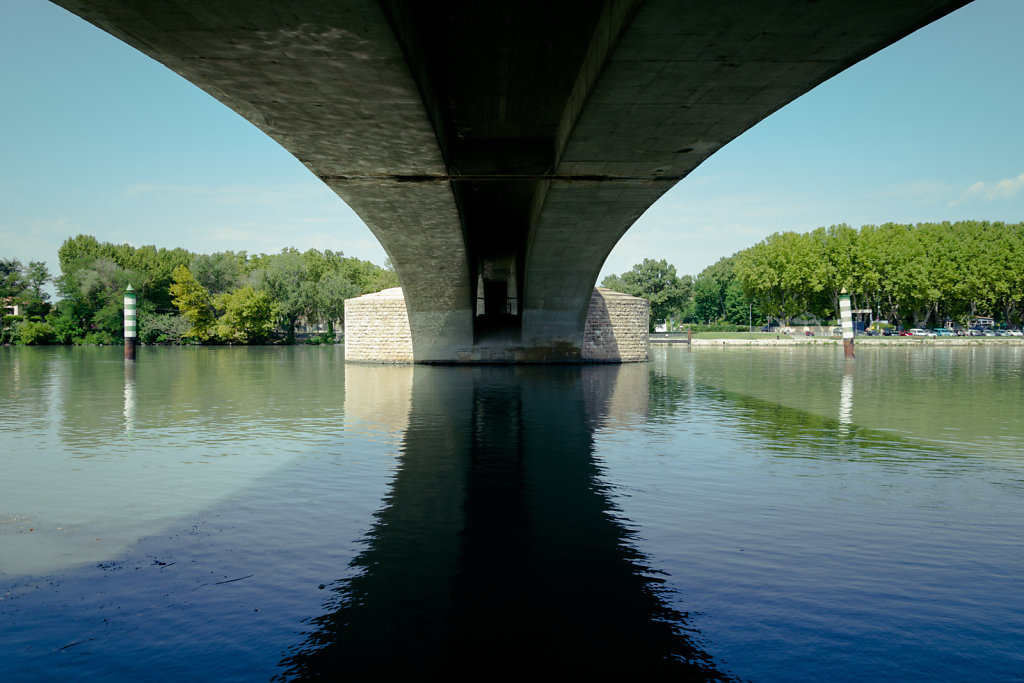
[139,311,191,344]
[15,320,56,345]
[253,250,310,343]
[1,258,26,300]
[736,236,798,322]
[602,258,690,331]
[723,279,756,325]
[314,271,362,336]
[810,224,858,319]
[47,256,144,343]
[23,261,51,303]
[191,252,243,295]
[213,286,277,343]
[0,258,50,321]
[169,265,216,340]
[686,255,740,323]
[689,276,722,323]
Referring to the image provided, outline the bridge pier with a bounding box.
[345,287,649,363]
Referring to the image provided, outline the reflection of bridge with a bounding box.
[279,363,731,678]
[55,0,968,361]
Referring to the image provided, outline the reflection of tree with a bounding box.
[701,380,932,461]
[278,366,733,680]
[647,369,695,424]
[54,346,348,452]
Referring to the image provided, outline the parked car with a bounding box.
[968,328,985,336]
[898,330,914,336]
[1007,329,1023,337]
[909,328,935,337]
[933,328,953,337]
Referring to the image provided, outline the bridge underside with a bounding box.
[54,0,968,361]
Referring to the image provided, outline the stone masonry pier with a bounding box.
[346,287,649,363]
[53,0,970,362]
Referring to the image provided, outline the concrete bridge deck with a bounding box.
[53,0,970,361]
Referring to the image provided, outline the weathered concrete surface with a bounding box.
[52,0,970,361]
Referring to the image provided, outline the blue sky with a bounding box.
[2,0,1023,287]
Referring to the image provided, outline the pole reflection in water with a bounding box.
[838,361,854,430]
[123,362,136,435]
[279,364,729,680]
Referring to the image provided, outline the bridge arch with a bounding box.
[53,0,969,361]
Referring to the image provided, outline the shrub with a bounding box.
[16,320,57,345]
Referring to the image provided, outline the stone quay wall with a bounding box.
[344,286,649,363]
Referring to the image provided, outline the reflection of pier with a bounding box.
[281,365,729,679]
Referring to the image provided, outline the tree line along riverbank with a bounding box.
[602,221,1024,332]
[2,235,397,345]
[6,220,1022,346]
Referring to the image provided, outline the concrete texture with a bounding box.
[53,0,970,362]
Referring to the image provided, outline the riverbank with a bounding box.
[651,334,1024,347]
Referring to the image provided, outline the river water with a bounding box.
[1,345,1022,681]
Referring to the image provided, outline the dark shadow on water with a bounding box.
[277,365,734,680]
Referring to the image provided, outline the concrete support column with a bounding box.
[839,288,854,359]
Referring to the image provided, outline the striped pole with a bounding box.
[839,287,854,359]
[124,284,137,361]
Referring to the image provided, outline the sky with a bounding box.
[2,0,1024,289]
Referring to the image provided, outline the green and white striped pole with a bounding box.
[124,284,137,361]
[839,287,854,359]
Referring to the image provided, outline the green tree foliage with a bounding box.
[45,237,392,345]
[169,264,217,340]
[15,320,56,345]
[252,249,309,344]
[1,258,23,298]
[602,258,691,331]
[191,252,243,295]
[138,311,191,344]
[213,286,278,343]
[57,234,190,313]
[1,258,52,323]
[48,256,143,344]
[247,248,391,342]
[689,276,722,324]
[607,220,1024,331]
[734,221,1024,328]
[313,271,362,336]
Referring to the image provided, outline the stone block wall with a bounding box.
[581,287,649,362]
[344,288,415,363]
[344,286,648,363]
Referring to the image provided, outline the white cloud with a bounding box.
[950,172,1024,205]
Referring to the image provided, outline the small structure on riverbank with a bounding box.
[345,287,649,363]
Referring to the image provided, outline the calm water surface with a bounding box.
[1,345,1022,680]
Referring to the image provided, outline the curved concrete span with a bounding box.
[53,0,969,361]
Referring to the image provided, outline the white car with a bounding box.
[909,328,935,337]
[1006,329,1023,337]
